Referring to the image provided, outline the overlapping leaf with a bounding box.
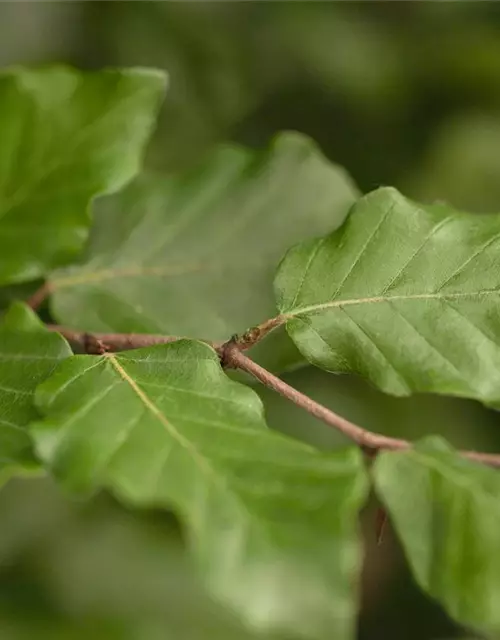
[0,66,166,284]
[31,340,368,640]
[374,437,500,636]
[275,187,500,404]
[48,132,358,370]
[0,303,71,478]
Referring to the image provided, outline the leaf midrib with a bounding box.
[284,288,500,319]
[106,353,268,542]
[51,261,206,288]
[106,353,218,477]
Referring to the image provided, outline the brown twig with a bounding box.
[45,324,500,468]
[223,342,409,452]
[235,315,286,350]
[48,309,285,354]
[222,343,500,469]
[47,324,221,354]
[27,282,52,310]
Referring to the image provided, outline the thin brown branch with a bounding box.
[27,282,52,310]
[46,324,500,468]
[46,316,286,355]
[48,310,285,354]
[223,343,500,469]
[234,314,286,351]
[223,342,409,452]
[463,449,500,466]
[47,324,221,355]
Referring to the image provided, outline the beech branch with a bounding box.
[233,315,286,350]
[223,344,500,468]
[47,324,221,354]
[223,342,409,452]
[45,323,500,469]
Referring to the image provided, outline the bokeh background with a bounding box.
[1,2,500,638]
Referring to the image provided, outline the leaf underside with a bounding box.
[48,132,358,371]
[0,66,167,284]
[276,187,500,405]
[31,340,368,640]
[374,437,500,636]
[0,303,71,478]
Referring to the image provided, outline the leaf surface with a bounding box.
[373,437,500,635]
[48,132,358,370]
[0,66,166,284]
[0,303,71,477]
[31,340,368,640]
[276,187,500,404]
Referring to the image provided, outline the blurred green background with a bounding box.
[1,2,500,638]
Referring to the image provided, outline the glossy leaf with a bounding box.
[0,66,166,284]
[48,132,358,370]
[373,437,500,636]
[276,187,500,404]
[31,340,368,640]
[0,303,71,477]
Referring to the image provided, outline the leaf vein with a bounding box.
[287,288,500,319]
[333,200,396,298]
[436,230,500,292]
[387,302,469,386]
[289,237,326,309]
[340,307,410,392]
[380,216,454,294]
[107,353,220,483]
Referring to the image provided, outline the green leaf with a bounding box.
[48,132,358,370]
[0,66,167,284]
[276,186,500,404]
[0,282,42,312]
[373,437,500,636]
[0,303,71,478]
[31,340,368,640]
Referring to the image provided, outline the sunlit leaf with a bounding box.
[0,66,166,284]
[31,339,368,640]
[374,437,500,636]
[0,303,71,478]
[48,132,358,371]
[276,187,500,404]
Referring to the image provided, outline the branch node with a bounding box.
[219,337,240,369]
[361,444,379,461]
[232,315,286,352]
[83,333,110,355]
